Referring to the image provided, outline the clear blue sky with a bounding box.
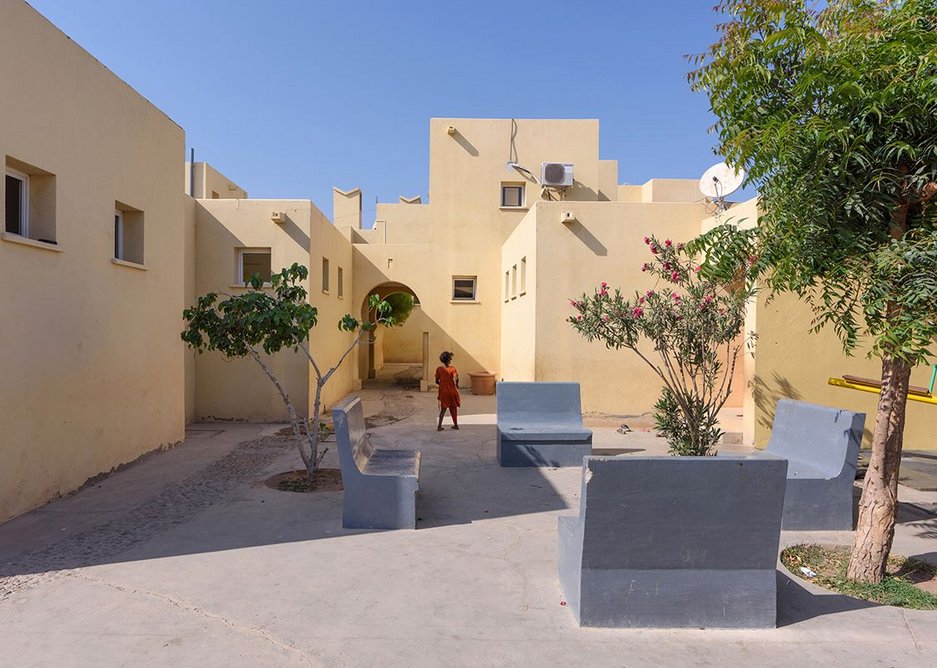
[27,0,745,219]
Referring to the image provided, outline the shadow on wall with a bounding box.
[565,220,607,256]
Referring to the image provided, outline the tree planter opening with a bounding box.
[469,371,497,395]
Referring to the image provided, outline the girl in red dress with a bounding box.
[435,351,461,431]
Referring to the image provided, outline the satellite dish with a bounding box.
[699,162,745,207]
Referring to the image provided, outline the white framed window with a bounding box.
[5,168,28,236]
[4,157,56,244]
[501,183,525,208]
[237,248,272,285]
[452,276,477,301]
[520,256,527,294]
[322,257,330,293]
[337,266,344,298]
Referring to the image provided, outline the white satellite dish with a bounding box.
[699,162,745,208]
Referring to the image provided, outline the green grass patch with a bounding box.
[781,544,937,610]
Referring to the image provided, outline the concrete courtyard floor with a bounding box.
[2,387,937,667]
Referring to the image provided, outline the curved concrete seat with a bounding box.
[332,396,421,530]
[766,399,865,530]
[496,382,593,467]
[558,455,788,629]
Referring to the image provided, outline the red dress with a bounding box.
[435,365,461,409]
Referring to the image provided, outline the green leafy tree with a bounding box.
[690,0,937,582]
[569,236,754,456]
[384,292,416,326]
[181,263,398,480]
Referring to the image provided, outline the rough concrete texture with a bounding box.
[1,387,936,667]
[767,399,864,530]
[559,455,787,628]
[333,396,420,530]
[497,382,592,467]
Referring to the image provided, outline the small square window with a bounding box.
[322,257,330,293]
[337,266,344,298]
[453,276,477,301]
[238,248,272,285]
[501,184,524,208]
[5,157,56,243]
[114,202,144,264]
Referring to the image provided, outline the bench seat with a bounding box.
[498,425,593,443]
[332,396,421,530]
[496,382,593,467]
[362,450,421,477]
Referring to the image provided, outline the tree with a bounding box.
[689,0,937,582]
[569,236,754,456]
[181,263,398,480]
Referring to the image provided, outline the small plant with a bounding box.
[569,236,754,456]
[182,263,397,481]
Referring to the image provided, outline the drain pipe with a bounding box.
[189,148,195,197]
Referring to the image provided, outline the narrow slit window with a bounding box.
[520,257,527,294]
[511,265,517,298]
[322,257,330,293]
[338,267,344,298]
[504,271,510,302]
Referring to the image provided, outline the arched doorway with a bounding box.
[359,283,425,388]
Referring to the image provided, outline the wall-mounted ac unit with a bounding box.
[541,162,574,188]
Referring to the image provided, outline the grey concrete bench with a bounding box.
[766,399,865,530]
[558,455,788,628]
[496,382,592,467]
[332,396,421,530]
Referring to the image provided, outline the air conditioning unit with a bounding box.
[541,162,574,188]
[271,211,287,223]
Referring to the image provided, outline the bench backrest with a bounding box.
[578,456,787,570]
[766,399,864,478]
[331,396,374,476]
[497,382,584,426]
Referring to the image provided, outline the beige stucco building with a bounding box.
[2,0,936,524]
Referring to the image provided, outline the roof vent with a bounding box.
[541,162,574,188]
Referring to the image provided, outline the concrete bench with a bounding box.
[766,399,865,530]
[332,396,421,530]
[496,382,593,467]
[558,455,788,629]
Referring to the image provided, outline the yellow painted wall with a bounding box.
[383,305,428,363]
[185,162,247,199]
[529,200,710,414]
[0,0,187,521]
[500,212,538,380]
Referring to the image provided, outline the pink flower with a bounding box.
[646,290,654,298]
[638,296,645,304]
[694,265,702,273]
[704,294,714,304]
[664,239,672,248]
[577,315,583,321]
[641,263,650,272]
[677,242,685,251]
[671,293,681,301]
[663,262,671,271]
[671,271,680,282]
[602,315,610,322]
[632,307,644,318]
[650,245,659,255]
[643,236,651,245]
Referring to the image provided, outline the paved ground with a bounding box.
[2,386,937,667]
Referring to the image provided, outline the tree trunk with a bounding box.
[846,354,911,583]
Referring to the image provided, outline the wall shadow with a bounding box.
[452,132,479,157]
[565,220,607,256]
[776,567,877,626]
